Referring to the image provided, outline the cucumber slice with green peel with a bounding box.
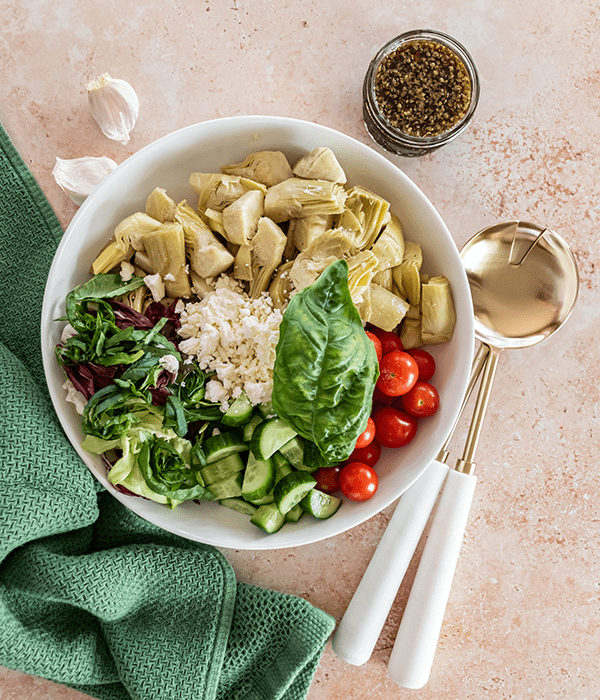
[207,471,244,499]
[250,417,297,461]
[299,488,342,519]
[243,414,263,442]
[241,452,276,501]
[273,471,317,514]
[250,503,286,534]
[278,435,304,468]
[293,461,319,474]
[200,452,245,485]
[204,430,247,464]
[256,400,275,419]
[245,491,275,506]
[222,393,254,427]
[272,451,293,481]
[219,497,258,516]
[285,504,304,523]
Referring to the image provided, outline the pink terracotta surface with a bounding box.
[1,0,599,698]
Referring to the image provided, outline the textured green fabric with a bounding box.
[0,121,335,700]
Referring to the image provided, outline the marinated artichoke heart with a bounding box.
[421,275,456,344]
[233,245,253,281]
[367,282,410,332]
[92,212,161,274]
[347,250,379,305]
[174,202,234,279]
[292,147,347,184]
[335,186,390,251]
[288,213,334,252]
[140,222,192,298]
[371,213,405,272]
[145,187,176,223]
[372,267,393,290]
[268,260,294,309]
[203,208,226,236]
[222,189,264,246]
[392,240,423,305]
[249,217,287,298]
[264,178,347,223]
[189,173,266,213]
[189,270,215,299]
[400,317,422,349]
[289,229,354,291]
[221,150,293,187]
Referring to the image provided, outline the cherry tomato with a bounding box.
[370,328,404,355]
[365,330,383,361]
[339,462,379,501]
[372,385,396,407]
[373,407,418,448]
[314,465,342,494]
[376,350,419,397]
[408,349,436,381]
[355,416,376,449]
[348,439,381,468]
[402,381,440,418]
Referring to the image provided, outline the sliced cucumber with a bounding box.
[299,489,342,519]
[243,414,263,442]
[250,417,297,461]
[207,471,244,499]
[256,400,275,419]
[222,393,254,427]
[285,504,304,523]
[204,430,247,464]
[278,435,304,468]
[245,492,275,506]
[219,497,258,516]
[250,503,286,534]
[241,452,276,501]
[273,471,317,514]
[272,451,293,481]
[200,452,245,485]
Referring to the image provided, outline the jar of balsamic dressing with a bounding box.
[363,29,480,157]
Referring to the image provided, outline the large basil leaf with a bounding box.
[272,259,379,464]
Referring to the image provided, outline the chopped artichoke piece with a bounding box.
[372,267,393,290]
[421,276,456,344]
[347,250,379,306]
[221,150,293,187]
[399,317,422,349]
[204,207,226,236]
[190,270,215,299]
[233,245,253,281]
[371,213,405,271]
[368,282,410,332]
[91,239,133,275]
[392,240,423,305]
[264,178,347,223]
[123,285,147,314]
[249,217,287,298]
[145,187,176,223]
[292,147,347,184]
[268,260,294,309]
[189,173,266,212]
[336,186,390,251]
[289,228,354,291]
[406,303,421,320]
[355,285,372,326]
[140,222,192,298]
[174,202,234,279]
[115,212,162,252]
[134,250,153,274]
[289,213,334,252]
[222,189,264,246]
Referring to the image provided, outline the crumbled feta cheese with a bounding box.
[164,272,176,282]
[120,261,135,282]
[144,273,165,302]
[177,275,282,410]
[158,353,180,375]
[62,379,87,415]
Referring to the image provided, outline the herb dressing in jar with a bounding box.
[363,30,480,157]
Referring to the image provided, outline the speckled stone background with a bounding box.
[1,0,599,698]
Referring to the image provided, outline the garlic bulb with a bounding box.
[52,155,118,205]
[87,73,139,145]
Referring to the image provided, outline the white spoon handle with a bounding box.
[331,459,449,666]
[387,468,477,688]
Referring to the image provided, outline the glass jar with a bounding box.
[363,29,480,157]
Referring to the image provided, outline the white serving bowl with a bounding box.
[42,115,474,550]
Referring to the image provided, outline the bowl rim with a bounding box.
[41,115,475,550]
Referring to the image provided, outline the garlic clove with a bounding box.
[52,155,118,205]
[87,73,139,145]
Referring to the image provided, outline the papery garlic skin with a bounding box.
[52,155,118,205]
[87,73,139,145]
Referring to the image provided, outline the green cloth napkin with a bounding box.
[0,122,335,700]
